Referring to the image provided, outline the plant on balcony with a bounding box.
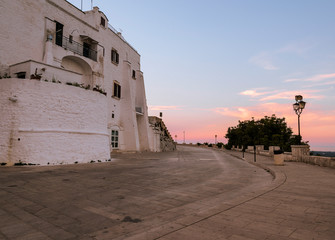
[73,82,81,87]
[93,85,107,96]
[65,82,106,95]
[30,68,42,80]
[0,73,11,79]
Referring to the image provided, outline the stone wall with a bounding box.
[0,0,151,153]
[148,116,176,152]
[232,145,335,169]
[0,78,109,165]
[300,155,335,168]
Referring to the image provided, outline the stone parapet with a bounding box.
[291,145,310,161]
[229,144,334,169]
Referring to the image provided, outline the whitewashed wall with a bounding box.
[0,0,152,155]
[0,78,109,165]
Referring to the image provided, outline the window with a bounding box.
[111,130,119,149]
[69,35,73,43]
[113,81,121,99]
[132,70,136,79]
[100,17,106,27]
[55,21,64,47]
[111,49,119,64]
[83,42,91,58]
[16,72,26,79]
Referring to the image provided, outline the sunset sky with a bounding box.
[69,0,335,151]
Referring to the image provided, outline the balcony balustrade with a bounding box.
[57,36,97,61]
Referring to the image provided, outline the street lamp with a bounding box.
[293,95,306,144]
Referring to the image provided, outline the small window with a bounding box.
[100,17,106,27]
[16,72,26,79]
[113,81,121,99]
[111,130,119,149]
[69,35,73,43]
[111,49,119,65]
[132,70,136,79]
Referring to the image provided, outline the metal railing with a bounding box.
[59,36,97,61]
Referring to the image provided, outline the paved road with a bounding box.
[0,146,334,239]
[0,146,272,239]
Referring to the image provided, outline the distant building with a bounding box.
[0,0,174,165]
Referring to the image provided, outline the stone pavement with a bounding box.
[0,146,334,240]
[217,150,335,240]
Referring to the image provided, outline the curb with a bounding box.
[224,150,287,192]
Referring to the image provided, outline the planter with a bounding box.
[274,150,284,166]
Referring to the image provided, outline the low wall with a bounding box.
[148,116,176,152]
[301,156,335,168]
[9,60,83,84]
[231,145,335,169]
[285,153,335,168]
[0,78,110,165]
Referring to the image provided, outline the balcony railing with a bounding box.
[58,36,97,61]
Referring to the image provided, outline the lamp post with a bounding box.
[293,95,306,144]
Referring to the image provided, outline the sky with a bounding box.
[68,0,335,151]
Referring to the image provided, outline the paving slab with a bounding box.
[0,146,334,239]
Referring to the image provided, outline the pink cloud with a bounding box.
[239,89,275,97]
[306,73,335,82]
[239,89,325,102]
[259,90,323,101]
[213,107,251,119]
[153,103,335,150]
[211,103,335,147]
[305,80,335,88]
[284,73,335,83]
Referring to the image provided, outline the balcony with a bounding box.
[57,36,97,61]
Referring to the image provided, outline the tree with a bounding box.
[225,115,295,151]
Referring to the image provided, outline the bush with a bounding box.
[216,142,224,149]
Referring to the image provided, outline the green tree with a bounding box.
[225,115,294,151]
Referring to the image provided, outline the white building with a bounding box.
[0,0,174,166]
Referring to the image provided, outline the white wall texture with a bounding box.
[0,78,109,165]
[0,0,166,165]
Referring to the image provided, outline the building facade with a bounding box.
[0,0,174,165]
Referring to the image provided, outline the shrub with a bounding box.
[216,142,224,149]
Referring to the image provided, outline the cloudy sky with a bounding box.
[69,0,335,151]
